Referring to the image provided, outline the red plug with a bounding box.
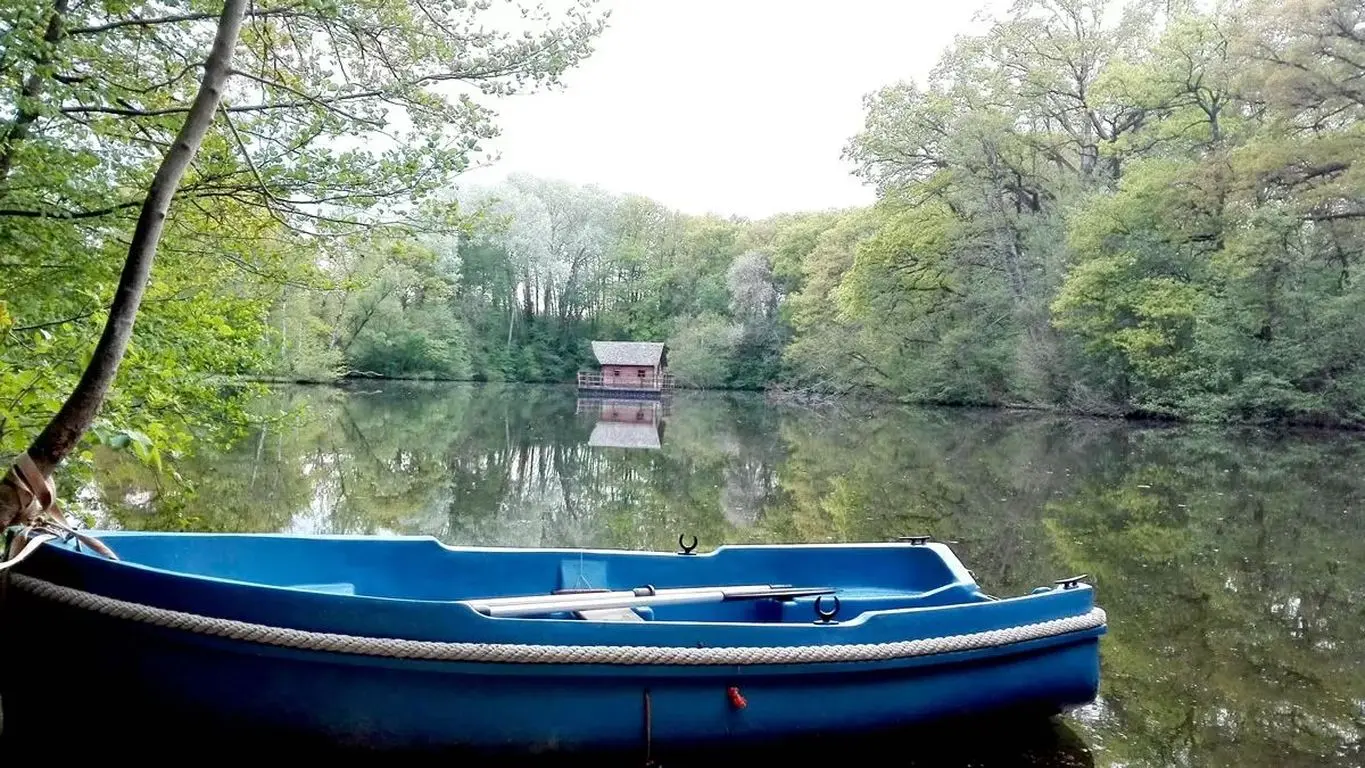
[727,685,748,710]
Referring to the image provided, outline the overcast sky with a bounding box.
[460,0,985,219]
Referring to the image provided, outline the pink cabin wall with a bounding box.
[599,365,656,386]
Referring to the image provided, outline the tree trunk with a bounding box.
[2,0,249,525]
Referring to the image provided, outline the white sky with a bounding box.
[460,0,985,219]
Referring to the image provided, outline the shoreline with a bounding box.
[232,374,1365,432]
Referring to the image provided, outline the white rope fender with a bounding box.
[8,573,1105,666]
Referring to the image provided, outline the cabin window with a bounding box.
[612,368,621,377]
[637,369,646,377]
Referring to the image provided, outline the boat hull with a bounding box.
[4,601,1098,750]
[0,535,1104,751]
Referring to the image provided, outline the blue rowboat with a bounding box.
[1,531,1105,751]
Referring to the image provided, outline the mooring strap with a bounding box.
[0,532,56,572]
[7,453,51,516]
[3,453,118,561]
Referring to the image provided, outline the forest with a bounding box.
[3,0,1365,471]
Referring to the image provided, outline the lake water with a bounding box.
[91,382,1364,766]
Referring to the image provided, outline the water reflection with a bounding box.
[579,397,668,450]
[89,382,1364,766]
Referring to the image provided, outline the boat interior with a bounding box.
[83,533,994,624]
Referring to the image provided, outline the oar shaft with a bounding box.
[468,584,781,610]
[471,586,834,618]
[479,590,728,617]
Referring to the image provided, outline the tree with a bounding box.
[3,0,251,523]
[1053,0,1365,422]
[667,313,739,389]
[781,209,885,394]
[1,0,606,521]
[784,0,1365,424]
[725,250,780,388]
[460,174,619,329]
[837,0,1146,406]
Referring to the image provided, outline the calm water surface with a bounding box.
[91,383,1364,767]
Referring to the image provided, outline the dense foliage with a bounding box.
[0,0,605,460]
[5,0,1365,483]
[274,0,1365,426]
[817,0,1365,425]
[269,173,796,388]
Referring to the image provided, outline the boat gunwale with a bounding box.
[27,533,1099,637]
[8,569,1106,675]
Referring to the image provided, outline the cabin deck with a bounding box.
[576,371,675,395]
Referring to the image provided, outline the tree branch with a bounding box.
[12,310,99,332]
[66,4,301,36]
[0,200,143,219]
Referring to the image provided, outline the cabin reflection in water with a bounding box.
[577,397,668,450]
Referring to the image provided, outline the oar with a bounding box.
[468,583,786,610]
[467,586,835,618]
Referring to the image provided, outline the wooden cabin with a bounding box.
[577,341,673,395]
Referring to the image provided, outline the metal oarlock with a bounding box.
[814,594,841,625]
[1054,575,1089,590]
[677,533,698,554]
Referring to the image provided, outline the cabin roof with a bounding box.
[591,341,666,367]
[588,422,662,450]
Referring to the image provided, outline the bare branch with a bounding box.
[67,4,302,36]
[0,200,143,219]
